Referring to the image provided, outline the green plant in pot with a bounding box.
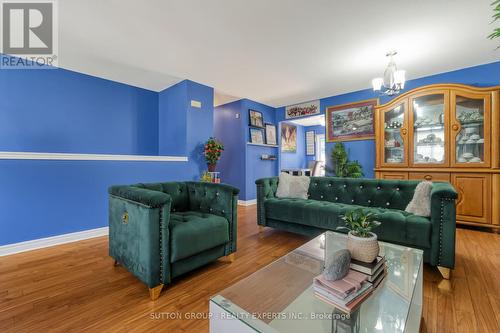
[326,142,363,178]
[337,209,381,263]
[204,137,224,172]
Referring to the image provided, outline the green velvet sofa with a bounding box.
[108,181,239,300]
[256,176,457,278]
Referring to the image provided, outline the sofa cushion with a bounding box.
[170,211,229,263]
[264,198,431,248]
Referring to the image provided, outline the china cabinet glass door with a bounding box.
[451,91,491,167]
[382,102,408,166]
[410,92,449,166]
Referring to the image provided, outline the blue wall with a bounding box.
[0,66,159,155]
[0,65,214,245]
[214,99,278,200]
[213,100,246,195]
[243,99,278,200]
[276,61,500,178]
[0,160,199,245]
[159,81,188,156]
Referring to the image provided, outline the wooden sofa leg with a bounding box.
[226,253,235,263]
[113,260,119,267]
[258,226,265,233]
[149,284,164,301]
[437,266,451,280]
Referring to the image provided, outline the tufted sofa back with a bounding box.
[135,182,189,212]
[307,177,419,210]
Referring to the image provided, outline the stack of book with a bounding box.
[350,255,387,288]
[313,255,387,313]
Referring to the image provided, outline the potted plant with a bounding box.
[337,209,381,263]
[325,142,364,178]
[203,137,224,172]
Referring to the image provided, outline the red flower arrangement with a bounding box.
[204,137,224,171]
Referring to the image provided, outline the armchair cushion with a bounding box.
[169,211,229,263]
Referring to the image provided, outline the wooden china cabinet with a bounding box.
[375,84,500,230]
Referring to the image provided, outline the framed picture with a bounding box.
[249,127,265,144]
[281,123,297,153]
[305,130,315,156]
[326,99,378,142]
[249,109,264,128]
[285,100,320,119]
[265,123,277,145]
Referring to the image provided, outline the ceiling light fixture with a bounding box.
[372,51,406,96]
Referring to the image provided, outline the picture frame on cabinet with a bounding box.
[265,123,277,145]
[249,127,265,144]
[249,109,264,128]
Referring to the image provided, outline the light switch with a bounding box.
[236,113,240,119]
[191,100,202,108]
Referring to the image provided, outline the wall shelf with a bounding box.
[246,142,279,148]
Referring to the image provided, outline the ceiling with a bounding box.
[286,115,325,127]
[58,0,499,107]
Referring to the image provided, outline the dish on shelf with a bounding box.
[477,139,484,143]
[385,121,402,129]
[462,153,474,159]
[469,157,482,162]
[465,127,478,135]
[457,109,483,123]
[415,155,441,163]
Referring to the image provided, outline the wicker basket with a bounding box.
[347,231,380,263]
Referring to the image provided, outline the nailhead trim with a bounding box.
[159,206,164,283]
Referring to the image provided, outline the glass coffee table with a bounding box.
[210,231,423,333]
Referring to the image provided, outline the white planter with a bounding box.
[347,231,380,263]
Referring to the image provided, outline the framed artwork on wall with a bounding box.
[281,123,297,153]
[285,100,320,119]
[305,130,315,156]
[326,99,378,142]
[265,123,277,145]
[249,109,264,128]
[249,127,265,144]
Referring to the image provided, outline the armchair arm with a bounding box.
[255,177,279,226]
[109,185,171,208]
[185,182,239,254]
[429,182,458,269]
[108,185,172,288]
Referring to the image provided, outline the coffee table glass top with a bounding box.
[211,231,423,333]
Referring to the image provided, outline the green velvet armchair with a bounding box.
[256,177,457,279]
[108,181,239,300]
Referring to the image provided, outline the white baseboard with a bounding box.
[238,199,257,206]
[0,227,109,256]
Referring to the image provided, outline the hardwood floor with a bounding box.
[0,205,499,332]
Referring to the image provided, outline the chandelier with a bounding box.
[372,51,406,96]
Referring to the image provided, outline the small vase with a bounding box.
[207,163,216,172]
[346,231,379,263]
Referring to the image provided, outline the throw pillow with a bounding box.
[405,181,433,217]
[276,172,310,199]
